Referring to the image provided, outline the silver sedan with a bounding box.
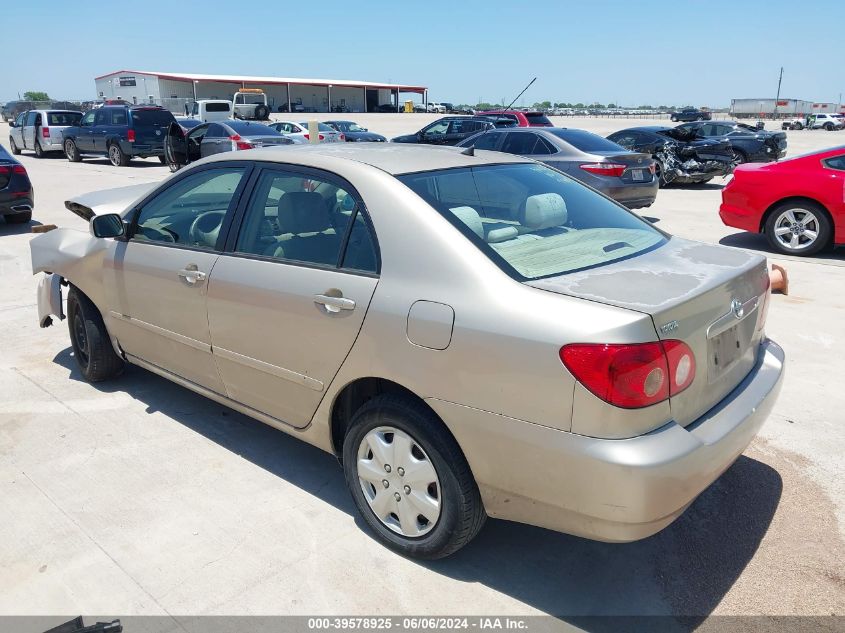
[31,144,784,559]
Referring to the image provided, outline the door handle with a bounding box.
[314,294,355,313]
[178,267,207,284]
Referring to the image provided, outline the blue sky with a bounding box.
[3,0,844,107]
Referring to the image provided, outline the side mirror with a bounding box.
[9,120,16,128]
[90,213,126,238]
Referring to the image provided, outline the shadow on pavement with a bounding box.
[0,218,42,234]
[719,231,844,262]
[53,348,782,625]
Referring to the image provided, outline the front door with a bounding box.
[104,165,251,393]
[75,110,97,151]
[206,166,379,427]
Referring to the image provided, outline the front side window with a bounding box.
[398,164,666,279]
[235,170,377,272]
[133,168,247,249]
[423,121,450,136]
[15,112,26,127]
[80,111,96,126]
[25,111,37,126]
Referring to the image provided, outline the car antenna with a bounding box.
[503,77,537,112]
[460,145,475,156]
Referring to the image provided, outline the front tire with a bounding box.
[65,138,81,162]
[342,394,485,559]
[9,136,21,155]
[67,286,124,382]
[732,149,747,165]
[108,142,129,166]
[765,201,832,256]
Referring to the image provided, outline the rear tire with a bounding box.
[67,286,124,382]
[5,210,32,224]
[824,122,834,131]
[9,136,21,155]
[108,142,129,167]
[342,394,485,559]
[732,149,747,165]
[764,201,831,256]
[64,139,81,162]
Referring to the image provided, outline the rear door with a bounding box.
[104,165,251,393]
[130,108,175,154]
[206,165,379,428]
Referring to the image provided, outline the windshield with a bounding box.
[549,129,625,153]
[345,123,366,132]
[526,113,553,126]
[131,109,176,127]
[398,164,666,279]
[299,122,336,132]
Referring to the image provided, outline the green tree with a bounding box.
[23,91,50,102]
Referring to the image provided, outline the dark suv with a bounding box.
[391,117,497,145]
[62,105,177,166]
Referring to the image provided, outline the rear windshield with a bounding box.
[205,102,231,112]
[299,122,336,132]
[526,113,552,125]
[227,121,282,136]
[398,164,665,279]
[549,129,625,153]
[131,109,176,127]
[47,112,82,126]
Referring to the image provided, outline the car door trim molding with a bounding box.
[213,345,324,392]
[108,311,211,353]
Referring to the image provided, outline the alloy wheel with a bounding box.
[356,426,441,538]
[109,145,120,166]
[773,208,820,252]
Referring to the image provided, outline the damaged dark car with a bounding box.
[673,121,787,164]
[607,126,734,187]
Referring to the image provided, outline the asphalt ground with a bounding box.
[0,115,842,624]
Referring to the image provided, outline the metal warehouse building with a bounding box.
[730,98,815,118]
[94,70,428,114]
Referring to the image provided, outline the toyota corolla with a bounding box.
[31,144,784,559]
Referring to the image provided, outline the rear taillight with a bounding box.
[0,165,27,175]
[580,162,626,177]
[318,134,325,141]
[42,127,50,138]
[560,340,696,409]
[303,133,309,140]
[127,129,136,142]
[648,163,656,174]
[229,134,253,150]
[339,133,345,141]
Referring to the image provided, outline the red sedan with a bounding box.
[720,146,845,256]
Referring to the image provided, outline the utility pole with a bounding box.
[772,66,784,119]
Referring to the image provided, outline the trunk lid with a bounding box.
[246,136,294,148]
[592,151,655,183]
[528,237,770,426]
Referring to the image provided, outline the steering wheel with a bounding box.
[188,210,226,248]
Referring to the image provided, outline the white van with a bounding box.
[9,109,83,157]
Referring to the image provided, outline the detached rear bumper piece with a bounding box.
[429,338,784,542]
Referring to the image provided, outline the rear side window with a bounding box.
[234,170,377,272]
[549,129,625,153]
[525,113,552,126]
[131,109,177,127]
[47,112,82,126]
[824,155,845,171]
[111,110,128,125]
[468,132,501,150]
[205,102,231,112]
[501,132,542,155]
[398,164,665,279]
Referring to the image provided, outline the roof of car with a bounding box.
[205,143,530,175]
[620,126,671,133]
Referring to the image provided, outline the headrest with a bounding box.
[521,193,567,230]
[450,206,484,239]
[278,192,331,234]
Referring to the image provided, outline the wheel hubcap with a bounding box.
[73,314,89,365]
[110,147,119,164]
[773,208,819,251]
[357,426,441,538]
